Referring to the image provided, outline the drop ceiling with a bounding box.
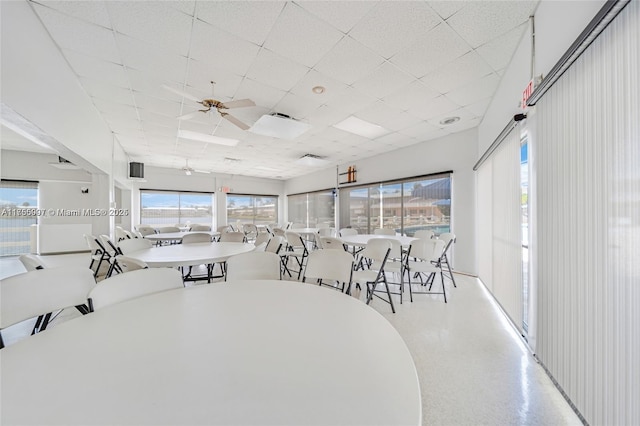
[5,0,538,180]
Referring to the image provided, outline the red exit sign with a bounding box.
[521,79,534,109]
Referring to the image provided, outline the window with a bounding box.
[521,134,529,333]
[227,194,278,226]
[287,189,335,228]
[0,180,38,256]
[339,173,451,236]
[140,190,213,228]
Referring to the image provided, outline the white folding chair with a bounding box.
[254,232,271,247]
[352,239,394,312]
[414,229,435,239]
[219,231,246,243]
[281,231,309,279]
[181,233,214,282]
[242,223,258,243]
[181,233,212,244]
[84,234,111,278]
[0,267,95,348]
[114,255,149,273]
[118,237,153,255]
[303,249,354,293]
[265,236,284,254]
[438,232,457,288]
[225,252,281,281]
[18,254,44,271]
[137,227,157,237]
[99,235,123,278]
[88,268,183,311]
[157,226,180,233]
[405,239,447,303]
[375,238,408,304]
[189,224,211,231]
[319,236,347,251]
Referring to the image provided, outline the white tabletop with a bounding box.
[1,280,421,425]
[288,227,319,236]
[125,242,254,267]
[144,231,219,242]
[341,234,418,247]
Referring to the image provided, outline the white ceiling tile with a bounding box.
[143,123,178,137]
[406,95,461,120]
[234,78,287,110]
[352,62,416,100]
[390,23,471,78]
[476,23,528,71]
[127,69,173,99]
[375,132,418,147]
[195,2,285,46]
[263,3,344,68]
[398,121,443,139]
[382,81,440,111]
[273,94,323,120]
[445,73,501,106]
[35,1,113,28]
[116,34,188,85]
[464,97,493,118]
[422,51,494,94]
[298,1,377,33]
[33,4,120,63]
[139,110,180,127]
[186,60,244,101]
[446,1,536,48]
[305,105,351,128]
[167,1,196,16]
[426,107,477,129]
[80,78,135,106]
[322,87,377,115]
[91,98,138,119]
[189,20,260,76]
[106,1,193,56]
[427,1,466,20]
[62,49,128,87]
[289,70,348,102]
[134,94,182,119]
[246,48,310,92]
[314,36,385,85]
[349,2,441,59]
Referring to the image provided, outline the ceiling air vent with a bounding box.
[296,154,329,167]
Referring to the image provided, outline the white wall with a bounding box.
[286,129,478,275]
[1,150,92,183]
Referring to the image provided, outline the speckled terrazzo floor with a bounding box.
[1,254,581,425]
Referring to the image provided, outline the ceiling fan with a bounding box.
[163,81,255,130]
[181,159,210,176]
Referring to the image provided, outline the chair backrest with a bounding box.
[189,224,211,232]
[290,223,304,229]
[359,238,392,262]
[319,236,346,251]
[118,238,153,254]
[88,268,183,311]
[414,229,435,239]
[1,267,96,329]
[438,232,456,255]
[115,255,149,272]
[157,226,180,233]
[339,228,357,237]
[115,227,129,241]
[219,231,246,243]
[304,249,353,284]
[284,231,305,249]
[217,225,231,233]
[137,227,157,237]
[318,227,335,237]
[254,232,271,246]
[18,254,45,271]
[181,233,212,244]
[265,236,284,254]
[225,252,281,281]
[376,237,402,259]
[409,239,446,262]
[373,228,395,236]
[99,235,120,256]
[272,227,286,237]
[84,234,103,254]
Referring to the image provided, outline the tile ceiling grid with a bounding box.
[22,0,538,179]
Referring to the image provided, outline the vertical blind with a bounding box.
[476,125,524,333]
[535,2,639,424]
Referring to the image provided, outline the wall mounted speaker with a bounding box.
[129,162,144,179]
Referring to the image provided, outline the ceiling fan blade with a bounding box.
[177,111,201,120]
[220,99,255,109]
[221,113,250,130]
[162,84,202,103]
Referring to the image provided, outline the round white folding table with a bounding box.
[1,280,421,425]
[124,241,253,268]
[144,231,220,244]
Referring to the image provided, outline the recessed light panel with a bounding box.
[249,113,311,140]
[333,116,389,138]
[177,129,239,146]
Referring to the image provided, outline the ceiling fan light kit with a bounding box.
[249,113,311,140]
